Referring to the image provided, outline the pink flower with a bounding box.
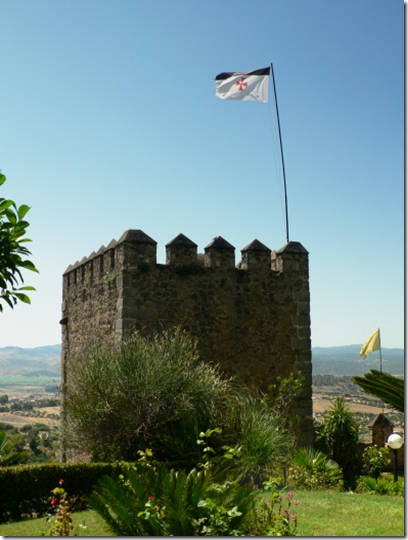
[294,499,299,505]
[291,513,297,520]
[59,479,64,484]
[50,497,59,506]
[286,491,293,500]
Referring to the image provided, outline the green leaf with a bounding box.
[13,293,32,304]
[0,200,13,213]
[17,204,31,220]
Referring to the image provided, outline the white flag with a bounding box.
[215,67,270,102]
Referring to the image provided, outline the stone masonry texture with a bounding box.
[61,230,313,445]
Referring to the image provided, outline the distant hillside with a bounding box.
[0,345,61,377]
[312,345,404,376]
[0,343,404,378]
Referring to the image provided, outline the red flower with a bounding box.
[59,479,64,484]
[50,497,59,506]
[148,495,153,501]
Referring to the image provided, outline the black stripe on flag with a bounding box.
[215,67,270,80]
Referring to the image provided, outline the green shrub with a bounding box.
[288,447,343,490]
[64,329,296,482]
[221,396,295,484]
[356,475,404,496]
[90,443,300,536]
[64,329,233,464]
[361,445,390,479]
[0,462,125,523]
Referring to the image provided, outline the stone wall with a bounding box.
[61,229,313,444]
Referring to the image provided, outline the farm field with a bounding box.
[312,397,391,415]
[0,409,60,427]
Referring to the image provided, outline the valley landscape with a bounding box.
[0,343,404,440]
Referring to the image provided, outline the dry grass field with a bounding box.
[0,409,60,427]
[312,398,391,415]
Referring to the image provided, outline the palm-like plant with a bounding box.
[352,370,404,413]
[90,461,258,536]
[289,447,343,490]
[0,431,28,466]
[315,397,359,489]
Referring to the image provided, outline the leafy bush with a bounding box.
[64,328,296,482]
[91,463,257,535]
[361,445,390,479]
[221,396,296,484]
[0,171,38,311]
[64,328,233,463]
[356,475,404,496]
[90,441,300,536]
[288,447,343,490]
[0,462,125,523]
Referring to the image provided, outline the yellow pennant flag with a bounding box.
[360,328,380,359]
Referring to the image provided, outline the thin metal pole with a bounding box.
[271,63,290,243]
[378,328,385,444]
[393,449,398,482]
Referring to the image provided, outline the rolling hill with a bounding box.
[0,343,404,378]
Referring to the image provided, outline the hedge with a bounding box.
[0,461,127,523]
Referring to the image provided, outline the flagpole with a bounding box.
[378,328,384,420]
[270,63,290,243]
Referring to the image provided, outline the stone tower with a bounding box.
[61,230,313,444]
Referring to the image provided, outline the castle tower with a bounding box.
[61,230,313,445]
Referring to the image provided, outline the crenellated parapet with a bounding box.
[166,233,198,267]
[61,228,313,446]
[63,229,308,287]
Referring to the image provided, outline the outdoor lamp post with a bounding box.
[387,432,403,482]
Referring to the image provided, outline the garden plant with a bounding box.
[0,171,38,311]
[63,328,298,483]
[89,431,300,536]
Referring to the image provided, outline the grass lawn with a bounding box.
[0,490,404,537]
[0,509,114,537]
[294,489,405,536]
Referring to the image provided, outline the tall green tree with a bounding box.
[0,172,38,311]
[315,397,359,490]
[352,370,404,413]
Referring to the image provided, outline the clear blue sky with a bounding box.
[0,0,403,349]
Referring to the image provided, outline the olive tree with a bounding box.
[0,172,38,311]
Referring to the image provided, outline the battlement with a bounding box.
[63,229,309,289]
[61,228,313,445]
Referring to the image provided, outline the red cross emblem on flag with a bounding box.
[235,77,248,91]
